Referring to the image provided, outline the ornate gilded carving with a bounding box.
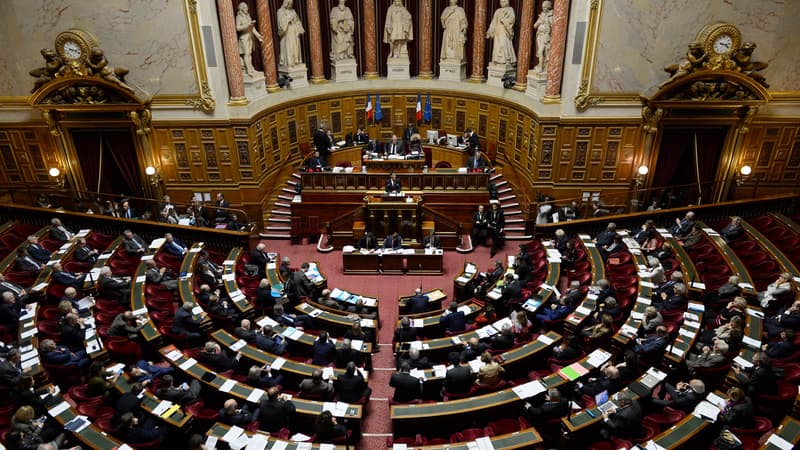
[669,78,759,101]
[641,106,663,134]
[736,106,758,135]
[185,81,216,112]
[574,79,600,110]
[130,109,152,136]
[42,111,60,137]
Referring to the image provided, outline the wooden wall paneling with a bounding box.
[556,126,574,182]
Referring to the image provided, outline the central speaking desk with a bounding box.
[342,248,444,275]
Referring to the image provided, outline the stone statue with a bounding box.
[533,0,553,73]
[486,0,516,65]
[383,0,413,59]
[330,0,354,61]
[277,0,305,68]
[661,41,706,87]
[236,1,264,77]
[88,48,133,92]
[440,0,467,62]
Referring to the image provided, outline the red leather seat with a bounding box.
[728,416,772,437]
[450,427,491,443]
[643,406,685,430]
[68,384,102,403]
[486,417,524,435]
[106,339,142,365]
[442,385,477,401]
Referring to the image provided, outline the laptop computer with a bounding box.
[594,390,617,414]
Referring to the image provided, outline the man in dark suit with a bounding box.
[112,382,145,428]
[383,232,403,250]
[390,362,423,402]
[402,123,418,144]
[144,260,177,291]
[162,233,186,257]
[214,192,231,222]
[290,262,315,299]
[119,200,137,219]
[14,248,42,272]
[26,236,51,262]
[439,302,466,333]
[357,232,378,250]
[652,379,705,412]
[313,126,331,162]
[39,338,89,369]
[600,391,643,440]
[672,211,696,239]
[73,238,98,264]
[307,151,324,170]
[51,263,85,288]
[471,205,489,246]
[444,355,475,395]
[764,301,800,338]
[334,361,371,403]
[384,135,403,156]
[354,128,369,144]
[60,313,86,352]
[422,231,441,249]
[465,128,480,150]
[385,172,402,193]
[217,399,255,427]
[258,386,296,432]
[250,243,269,279]
[594,222,617,249]
[311,330,337,366]
[393,317,418,343]
[257,325,287,355]
[272,304,314,329]
[407,288,429,314]
[98,266,131,304]
[198,342,240,372]
[49,218,74,241]
[634,325,669,357]
[172,302,206,343]
[488,203,505,257]
[656,283,688,311]
[0,273,28,303]
[155,375,201,404]
[122,229,146,255]
[255,279,278,311]
[490,324,515,350]
[461,337,488,361]
[0,292,24,335]
[233,318,257,343]
[0,348,24,387]
[522,388,570,422]
[733,351,778,396]
[467,150,488,170]
[299,369,335,400]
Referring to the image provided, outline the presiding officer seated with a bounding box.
[385,172,402,194]
[383,233,403,250]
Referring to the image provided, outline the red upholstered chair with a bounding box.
[486,417,524,435]
[643,406,686,430]
[728,416,773,437]
[754,381,796,420]
[386,435,424,447]
[628,423,658,444]
[68,385,102,403]
[94,415,118,434]
[106,339,142,365]
[450,427,491,443]
[185,399,220,424]
[442,385,477,401]
[692,362,732,388]
[588,437,633,450]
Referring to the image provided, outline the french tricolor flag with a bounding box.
[366,95,373,121]
[416,93,422,122]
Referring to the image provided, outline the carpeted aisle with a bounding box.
[262,238,509,448]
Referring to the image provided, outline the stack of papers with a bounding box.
[537,334,555,345]
[765,434,794,450]
[586,349,611,368]
[559,362,588,381]
[693,400,721,421]
[280,327,304,340]
[511,380,546,399]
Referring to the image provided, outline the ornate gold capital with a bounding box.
[185,81,216,112]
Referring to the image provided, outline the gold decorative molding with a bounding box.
[171,0,216,112]
[184,81,216,111]
[641,106,663,134]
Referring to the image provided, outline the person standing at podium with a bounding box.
[383,232,403,250]
[357,232,378,250]
[385,172,402,193]
[488,202,505,257]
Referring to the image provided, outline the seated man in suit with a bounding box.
[272,304,314,330]
[198,341,241,373]
[60,313,86,352]
[112,382,144,428]
[385,172,402,193]
[384,134,404,156]
[444,355,475,395]
[686,339,729,374]
[39,338,90,369]
[98,266,131,304]
[258,325,288,355]
[26,236,51,263]
[0,292,24,336]
[656,283,688,311]
[0,273,28,303]
[14,248,42,272]
[422,230,441,249]
[334,361,371,403]
[439,302,466,333]
[357,232,378,250]
[299,369,334,400]
[155,375,202,404]
[536,295,572,323]
[634,325,670,357]
[307,151,324,170]
[117,411,167,444]
[467,150,488,170]
[73,238,99,264]
[652,379,705,412]
[119,200,137,219]
[600,391,643,441]
[121,229,146,255]
[258,386,297,433]
[389,361,423,402]
[162,233,187,257]
[465,128,480,150]
[397,347,432,370]
[144,260,178,291]
[172,302,207,344]
[522,388,570,423]
[311,330,337,366]
[393,317,418,343]
[108,311,145,341]
[354,128,369,144]
[49,218,74,241]
[383,232,403,250]
[51,262,86,288]
[218,399,256,427]
[407,288,430,314]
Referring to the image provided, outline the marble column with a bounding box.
[306,0,326,83]
[544,0,569,101]
[513,0,535,91]
[362,0,379,79]
[418,0,434,79]
[256,0,279,92]
[216,0,246,103]
[469,0,488,82]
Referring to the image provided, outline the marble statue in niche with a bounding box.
[277,0,305,68]
[383,0,413,59]
[440,0,468,62]
[533,0,553,74]
[486,0,517,65]
[236,2,264,78]
[330,0,354,61]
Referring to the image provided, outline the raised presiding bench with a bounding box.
[299,169,489,192]
[342,248,444,275]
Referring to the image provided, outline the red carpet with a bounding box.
[263,238,513,448]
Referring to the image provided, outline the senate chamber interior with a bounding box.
[0,1,799,449]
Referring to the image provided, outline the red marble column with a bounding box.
[217,0,246,101]
[362,0,379,79]
[545,0,569,99]
[418,0,434,79]
[306,0,326,83]
[469,0,488,82]
[514,0,535,90]
[255,0,279,91]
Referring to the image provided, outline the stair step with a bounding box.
[269,217,291,223]
[499,194,516,202]
[281,187,296,194]
[287,180,298,186]
[292,173,301,179]
[490,174,503,181]
[504,210,523,216]
[266,225,291,231]
[505,226,526,232]
[278,194,294,201]
[260,233,291,239]
[272,209,290,216]
[501,202,519,209]
[498,187,512,194]
[506,218,524,224]
[493,180,507,187]
[275,202,291,208]
[506,234,533,241]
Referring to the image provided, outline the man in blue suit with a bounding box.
[439,302,466,333]
[26,236,51,262]
[51,263,86,288]
[383,233,403,250]
[163,233,187,257]
[407,288,429,314]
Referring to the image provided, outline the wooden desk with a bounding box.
[398,288,447,316]
[655,227,703,296]
[44,387,123,449]
[364,158,426,171]
[342,249,444,275]
[396,301,482,339]
[696,220,757,296]
[220,247,255,317]
[256,315,373,355]
[415,429,543,449]
[299,170,489,192]
[453,261,478,302]
[207,422,347,449]
[327,143,475,170]
[114,373,193,429]
[295,302,377,343]
[759,416,800,449]
[130,238,167,343]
